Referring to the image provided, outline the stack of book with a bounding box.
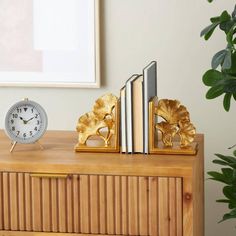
[120,61,157,154]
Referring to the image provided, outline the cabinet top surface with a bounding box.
[0,130,204,177]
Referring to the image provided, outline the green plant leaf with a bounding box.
[222,50,232,69]
[208,171,233,184]
[220,11,231,22]
[206,84,224,99]
[201,22,219,40]
[233,169,236,182]
[226,26,235,45]
[216,199,231,203]
[219,210,236,223]
[202,69,224,86]
[208,171,225,179]
[228,202,236,209]
[223,186,236,201]
[215,153,236,164]
[222,79,236,93]
[233,93,236,100]
[223,93,232,111]
[211,50,227,69]
[220,21,235,33]
[222,52,236,76]
[222,168,234,179]
[213,159,229,166]
[210,16,220,23]
[232,5,236,18]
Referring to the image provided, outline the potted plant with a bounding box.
[201,0,236,222]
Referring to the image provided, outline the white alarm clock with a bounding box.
[5,98,48,151]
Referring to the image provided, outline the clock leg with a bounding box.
[36,141,44,150]
[10,141,17,153]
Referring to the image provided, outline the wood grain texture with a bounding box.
[72,175,80,233]
[121,176,128,235]
[0,130,203,179]
[183,177,193,236]
[2,173,10,230]
[169,178,177,236]
[106,176,115,235]
[18,173,25,231]
[90,175,99,234]
[80,175,90,234]
[9,173,18,230]
[193,135,204,236]
[128,176,139,235]
[58,179,67,232]
[50,178,58,232]
[0,130,204,236]
[31,176,42,231]
[176,178,183,236]
[114,176,121,235]
[42,178,51,232]
[66,177,73,233]
[0,173,2,230]
[139,177,149,236]
[149,177,158,236]
[24,173,32,231]
[98,175,106,234]
[158,178,169,236]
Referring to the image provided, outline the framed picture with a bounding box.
[0,0,100,88]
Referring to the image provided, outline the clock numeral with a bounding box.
[29,131,33,136]
[17,108,22,113]
[31,108,34,113]
[16,131,20,136]
[34,127,38,131]
[10,119,14,124]
[12,126,15,131]
[12,114,18,118]
[23,133,27,138]
[37,120,40,125]
[35,114,39,118]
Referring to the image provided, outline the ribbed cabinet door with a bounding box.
[0,172,183,236]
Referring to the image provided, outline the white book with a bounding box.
[120,86,127,153]
[143,61,157,154]
[125,74,140,153]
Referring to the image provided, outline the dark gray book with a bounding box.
[143,61,157,154]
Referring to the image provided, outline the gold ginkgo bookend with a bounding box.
[75,93,120,152]
[149,97,198,155]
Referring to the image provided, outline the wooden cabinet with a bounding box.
[0,131,204,236]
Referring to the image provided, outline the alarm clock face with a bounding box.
[5,100,48,144]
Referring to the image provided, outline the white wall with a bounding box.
[0,0,236,235]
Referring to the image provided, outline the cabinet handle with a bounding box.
[30,173,69,179]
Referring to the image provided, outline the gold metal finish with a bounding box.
[149,97,197,155]
[10,141,17,153]
[30,173,69,179]
[75,93,120,152]
[9,141,44,153]
[36,141,44,150]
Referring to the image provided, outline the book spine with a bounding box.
[120,89,127,153]
[143,62,157,154]
[126,81,133,153]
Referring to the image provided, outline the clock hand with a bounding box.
[25,117,35,123]
[19,116,27,124]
